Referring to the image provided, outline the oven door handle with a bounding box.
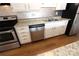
[0,30,13,34]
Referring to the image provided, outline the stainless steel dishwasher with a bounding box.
[29,24,45,42]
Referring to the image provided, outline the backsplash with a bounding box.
[16,7,56,19]
[16,10,63,20]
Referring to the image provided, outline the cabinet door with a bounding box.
[56,3,67,10]
[41,2,66,10]
[11,3,27,12]
[44,28,53,39]
[41,2,56,7]
[28,3,41,11]
[45,22,53,39]
[45,25,67,39]
[52,20,68,36]
[14,26,31,44]
[44,20,68,39]
[51,27,59,37]
[18,31,31,44]
[55,25,67,36]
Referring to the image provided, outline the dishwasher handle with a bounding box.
[29,27,44,32]
[29,24,45,28]
[29,27,37,32]
[29,24,45,32]
[37,27,44,31]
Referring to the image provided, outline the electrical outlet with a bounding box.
[56,12,58,15]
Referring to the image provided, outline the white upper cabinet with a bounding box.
[11,3,28,12]
[41,2,56,7]
[11,2,67,12]
[56,3,67,10]
[40,2,66,10]
[28,2,41,11]
[11,3,41,12]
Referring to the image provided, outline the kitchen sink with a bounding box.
[42,19,60,22]
[48,19,59,21]
[46,16,70,22]
[45,16,62,22]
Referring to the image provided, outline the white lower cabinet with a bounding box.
[44,20,68,39]
[14,25,31,44]
[53,25,67,36]
[44,28,53,38]
[56,25,67,35]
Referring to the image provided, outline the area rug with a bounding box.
[37,41,79,56]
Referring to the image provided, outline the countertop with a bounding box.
[15,16,70,26]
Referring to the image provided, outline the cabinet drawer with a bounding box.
[19,38,31,44]
[52,25,66,36]
[17,32,31,39]
[44,25,67,39]
[44,28,55,39]
[18,35,31,44]
[15,26,30,33]
[16,31,30,35]
[57,26,66,34]
[45,34,53,39]
[20,34,28,38]
[16,27,28,30]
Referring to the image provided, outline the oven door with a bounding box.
[0,30,18,45]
